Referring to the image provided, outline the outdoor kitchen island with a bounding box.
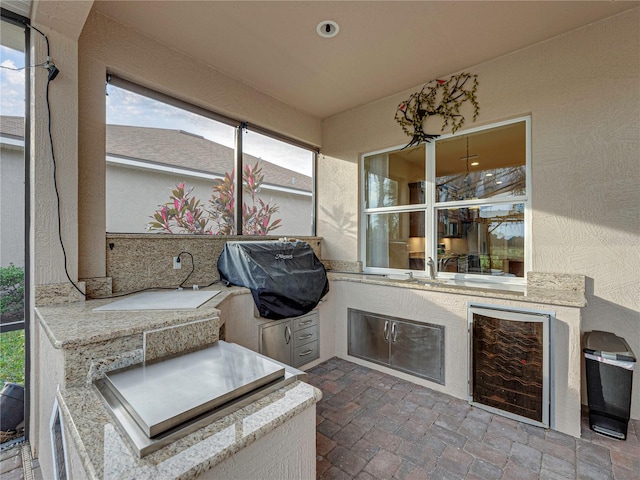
[326,271,587,439]
[33,287,321,480]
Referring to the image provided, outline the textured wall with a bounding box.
[321,9,640,419]
[0,145,25,267]
[34,325,66,480]
[317,154,360,263]
[198,406,316,480]
[78,11,322,279]
[31,29,79,285]
[28,21,83,467]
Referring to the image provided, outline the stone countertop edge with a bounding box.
[57,380,322,480]
[36,286,249,350]
[328,273,587,308]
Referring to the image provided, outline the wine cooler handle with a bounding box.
[383,320,389,341]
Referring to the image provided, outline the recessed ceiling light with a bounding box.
[485,173,493,177]
[470,161,480,166]
[317,20,339,38]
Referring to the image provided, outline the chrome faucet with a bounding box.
[426,257,436,280]
[406,271,413,281]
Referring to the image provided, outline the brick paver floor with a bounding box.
[0,443,43,480]
[307,357,640,480]
[0,445,24,480]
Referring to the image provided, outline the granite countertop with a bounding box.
[57,380,321,480]
[37,272,584,352]
[38,284,321,480]
[327,272,587,308]
[35,286,248,349]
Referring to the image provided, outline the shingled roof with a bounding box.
[106,124,312,192]
[0,116,312,192]
[0,116,24,139]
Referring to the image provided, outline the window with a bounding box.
[105,78,317,235]
[1,9,29,447]
[243,130,314,236]
[362,118,529,283]
[363,144,426,270]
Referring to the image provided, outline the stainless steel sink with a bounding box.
[95,341,305,457]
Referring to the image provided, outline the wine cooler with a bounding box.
[468,305,552,428]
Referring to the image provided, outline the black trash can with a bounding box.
[0,382,24,432]
[583,331,636,440]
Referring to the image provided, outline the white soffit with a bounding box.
[93,1,639,118]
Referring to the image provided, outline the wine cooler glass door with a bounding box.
[468,305,551,428]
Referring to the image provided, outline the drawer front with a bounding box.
[293,341,319,367]
[293,324,318,348]
[293,311,318,331]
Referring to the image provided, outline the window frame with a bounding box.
[361,116,531,287]
[1,6,31,442]
[105,75,319,236]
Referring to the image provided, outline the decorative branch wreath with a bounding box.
[395,73,479,148]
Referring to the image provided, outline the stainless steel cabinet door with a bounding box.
[260,319,292,365]
[389,320,444,384]
[348,312,389,364]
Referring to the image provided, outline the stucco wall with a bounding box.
[31,29,79,285]
[78,10,322,279]
[34,323,66,480]
[0,144,25,267]
[320,9,640,418]
[198,406,316,480]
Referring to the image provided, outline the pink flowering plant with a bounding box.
[148,183,211,234]
[147,161,281,235]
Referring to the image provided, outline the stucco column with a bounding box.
[30,28,79,286]
[77,51,107,279]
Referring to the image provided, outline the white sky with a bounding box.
[0,46,25,117]
[0,44,312,177]
[106,84,313,177]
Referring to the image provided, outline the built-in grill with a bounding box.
[95,341,305,457]
[217,240,329,320]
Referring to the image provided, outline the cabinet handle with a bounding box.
[299,349,314,356]
[391,322,398,343]
[299,319,314,326]
[383,320,389,341]
[299,334,313,340]
[285,325,292,344]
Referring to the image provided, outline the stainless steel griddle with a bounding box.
[95,341,304,457]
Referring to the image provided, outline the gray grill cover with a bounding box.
[217,241,329,319]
